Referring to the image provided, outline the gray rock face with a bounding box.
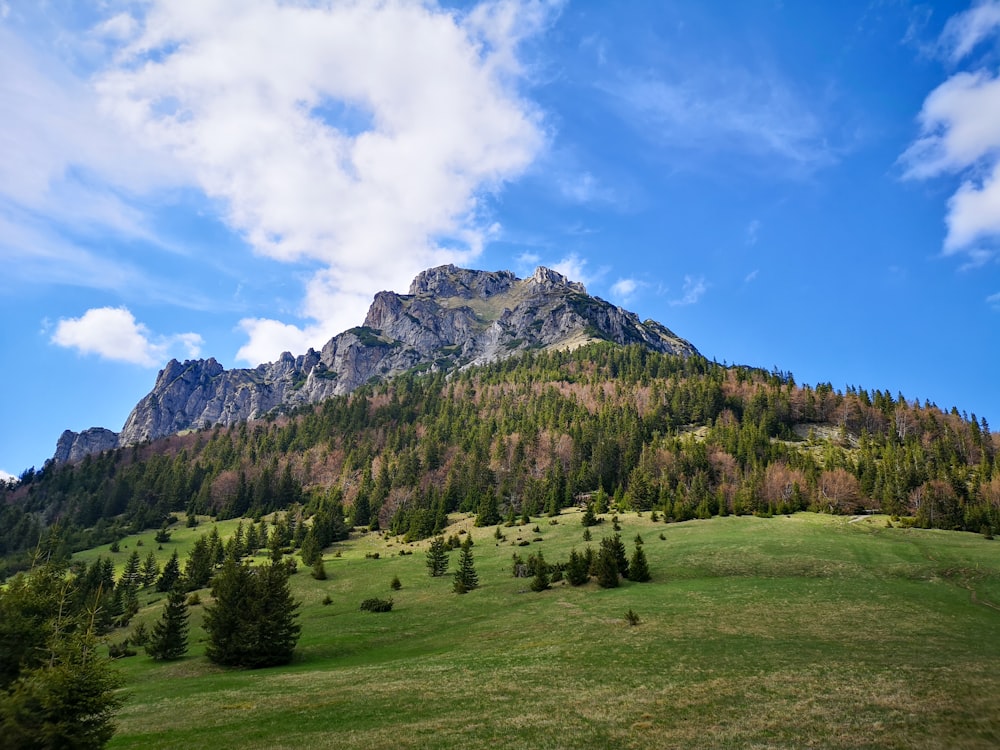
[54,265,699,462]
[53,427,120,464]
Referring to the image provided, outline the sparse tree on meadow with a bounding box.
[146,587,189,661]
[453,535,479,594]
[426,536,449,577]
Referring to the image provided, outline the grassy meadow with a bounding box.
[92,511,1000,750]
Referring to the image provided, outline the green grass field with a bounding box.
[97,511,1000,750]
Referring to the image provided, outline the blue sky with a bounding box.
[2,0,999,479]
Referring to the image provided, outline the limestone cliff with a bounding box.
[53,265,698,462]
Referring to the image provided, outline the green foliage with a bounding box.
[530,551,550,592]
[390,575,402,590]
[595,539,620,588]
[203,556,301,668]
[624,608,641,626]
[359,597,394,613]
[565,548,591,586]
[628,544,651,582]
[146,587,189,661]
[453,536,478,594]
[426,536,449,577]
[156,550,181,593]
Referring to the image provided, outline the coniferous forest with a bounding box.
[3,343,997,577]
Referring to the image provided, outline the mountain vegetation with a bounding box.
[3,343,997,578]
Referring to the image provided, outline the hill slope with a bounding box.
[54,265,696,462]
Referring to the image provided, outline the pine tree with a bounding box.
[248,558,301,668]
[628,544,651,582]
[566,548,590,586]
[183,535,214,590]
[581,503,599,527]
[595,538,620,588]
[530,551,550,592]
[140,550,160,588]
[453,535,479,594]
[146,587,189,661]
[155,550,181,593]
[426,536,449,577]
[203,555,300,668]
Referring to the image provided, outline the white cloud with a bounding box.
[746,219,761,246]
[989,291,1000,310]
[902,4,1000,261]
[670,275,707,306]
[550,253,593,288]
[744,269,759,283]
[52,307,202,366]
[609,277,642,304]
[940,0,1000,62]
[95,0,552,364]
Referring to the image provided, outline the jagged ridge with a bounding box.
[54,265,698,462]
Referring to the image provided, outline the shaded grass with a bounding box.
[106,512,1000,749]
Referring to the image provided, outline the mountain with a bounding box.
[53,265,697,463]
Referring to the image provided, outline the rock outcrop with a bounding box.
[53,265,698,462]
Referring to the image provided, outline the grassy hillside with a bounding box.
[103,511,1000,750]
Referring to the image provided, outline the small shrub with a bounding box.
[130,622,149,647]
[532,525,541,533]
[360,597,394,613]
[390,575,402,590]
[186,592,201,606]
[322,594,333,606]
[625,609,641,626]
[518,540,530,547]
[659,532,666,541]
[109,639,137,659]
[109,541,120,553]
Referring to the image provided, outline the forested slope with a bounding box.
[3,344,997,574]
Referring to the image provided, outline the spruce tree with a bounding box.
[146,587,189,661]
[595,539,620,588]
[530,551,550,592]
[453,535,479,594]
[155,550,181,592]
[426,536,449,577]
[140,550,159,588]
[566,548,590,586]
[248,558,301,668]
[628,544,651,582]
[203,556,255,667]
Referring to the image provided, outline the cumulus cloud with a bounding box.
[550,253,595,288]
[51,307,202,366]
[95,0,553,365]
[609,277,642,304]
[670,275,707,306]
[902,3,1000,260]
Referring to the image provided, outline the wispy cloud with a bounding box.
[988,291,1000,310]
[51,307,202,366]
[93,0,554,365]
[670,275,707,306]
[602,61,837,175]
[901,2,1000,263]
[746,219,762,246]
[744,269,760,283]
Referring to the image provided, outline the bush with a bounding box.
[390,575,402,590]
[625,609,640,626]
[108,639,137,659]
[360,597,394,613]
[186,592,201,606]
[322,594,333,606]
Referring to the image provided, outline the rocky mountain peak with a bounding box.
[52,264,699,464]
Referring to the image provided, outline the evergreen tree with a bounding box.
[155,550,181,593]
[426,536,449,577]
[453,535,479,594]
[248,558,301,668]
[581,503,599,527]
[530,551,550,592]
[595,538,620,588]
[203,556,255,668]
[299,528,321,567]
[184,535,214,590]
[566,548,590,586]
[609,533,630,579]
[146,587,189,661]
[628,544,651,582]
[140,550,160,588]
[203,555,300,668]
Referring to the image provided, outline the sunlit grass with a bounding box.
[103,512,1000,749]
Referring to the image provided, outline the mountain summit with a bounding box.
[53,265,697,462]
